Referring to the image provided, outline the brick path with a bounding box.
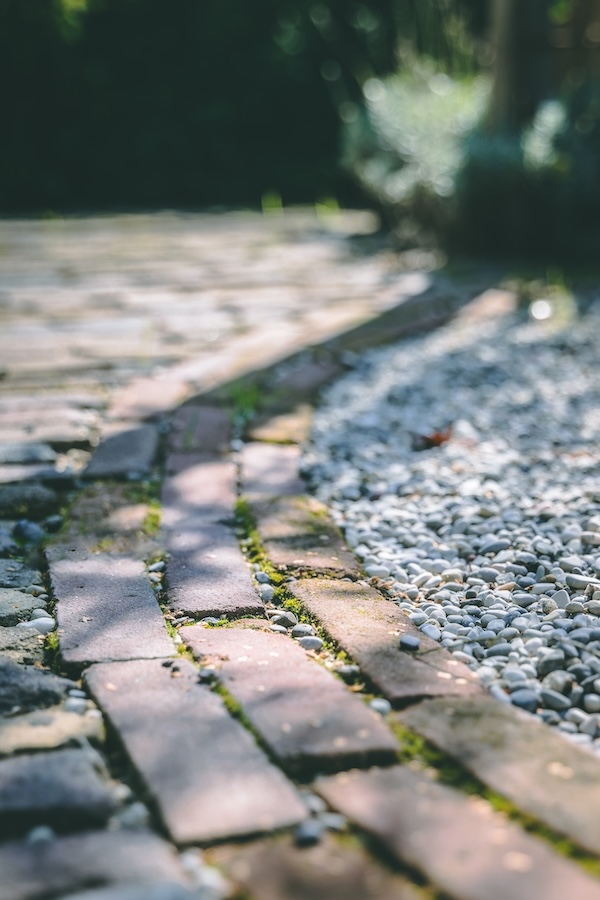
[1,210,599,899]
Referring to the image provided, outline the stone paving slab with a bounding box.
[0,747,117,837]
[0,588,46,626]
[317,766,600,900]
[0,706,104,756]
[1,424,94,451]
[84,423,159,479]
[0,658,74,714]
[0,464,60,485]
[167,404,231,456]
[161,459,237,523]
[0,829,190,900]
[0,442,57,465]
[240,443,306,498]
[212,833,424,900]
[0,483,59,518]
[48,548,174,666]
[85,658,307,844]
[250,495,359,575]
[185,625,398,774]
[164,521,263,619]
[400,695,600,856]
[0,559,42,589]
[291,578,483,703]
[0,626,45,665]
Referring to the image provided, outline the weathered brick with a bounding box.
[317,767,600,900]
[85,658,307,844]
[185,625,398,773]
[165,522,263,618]
[401,695,600,856]
[84,423,159,479]
[212,833,423,900]
[167,404,231,456]
[0,829,190,900]
[240,442,306,497]
[48,547,174,666]
[250,495,359,575]
[161,459,237,523]
[248,404,313,445]
[0,748,117,837]
[291,579,482,703]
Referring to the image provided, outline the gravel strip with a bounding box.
[304,300,600,751]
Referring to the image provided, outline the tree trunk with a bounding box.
[488,0,554,132]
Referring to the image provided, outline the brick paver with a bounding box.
[167,405,231,456]
[0,211,594,896]
[0,829,191,900]
[0,747,117,836]
[185,624,398,773]
[291,578,483,702]
[85,658,307,844]
[401,695,600,856]
[317,766,600,900]
[48,548,174,666]
[164,521,263,618]
[249,495,359,575]
[240,442,306,498]
[161,460,237,522]
[84,423,159,479]
[212,833,424,900]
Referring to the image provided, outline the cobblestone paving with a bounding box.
[1,210,599,899]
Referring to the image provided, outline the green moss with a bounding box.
[142,500,161,536]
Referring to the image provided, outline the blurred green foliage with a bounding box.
[0,0,487,214]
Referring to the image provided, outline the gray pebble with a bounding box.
[298,636,324,652]
[540,689,572,711]
[369,697,392,716]
[399,634,421,652]
[291,623,314,638]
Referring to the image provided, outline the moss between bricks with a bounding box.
[387,719,600,877]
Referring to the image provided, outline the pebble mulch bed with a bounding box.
[304,299,600,751]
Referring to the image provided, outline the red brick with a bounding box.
[290,579,482,703]
[401,695,600,856]
[48,547,174,666]
[185,625,398,773]
[240,443,306,497]
[251,496,359,576]
[317,767,600,900]
[85,658,306,844]
[167,405,231,456]
[212,833,423,900]
[164,522,263,618]
[0,829,190,900]
[161,459,237,523]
